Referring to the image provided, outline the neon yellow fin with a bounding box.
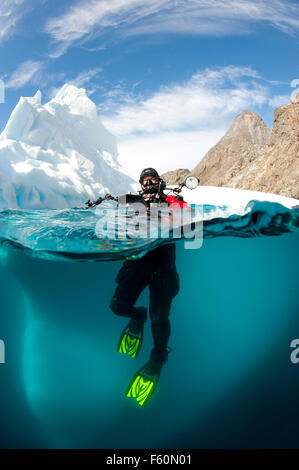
[125,359,162,406]
[126,374,155,406]
[117,319,144,359]
[118,334,141,359]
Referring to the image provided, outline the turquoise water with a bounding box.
[0,200,298,448]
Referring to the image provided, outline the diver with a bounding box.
[109,167,189,406]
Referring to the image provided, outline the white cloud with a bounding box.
[99,66,270,176]
[126,0,299,37]
[46,68,103,99]
[268,94,290,107]
[0,0,26,44]
[102,66,268,136]
[5,63,102,96]
[117,130,226,180]
[44,0,299,56]
[69,67,103,90]
[5,60,45,89]
[45,0,164,42]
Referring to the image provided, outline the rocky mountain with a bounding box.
[162,96,299,199]
[161,168,190,185]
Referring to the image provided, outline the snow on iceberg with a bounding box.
[0,84,137,210]
[181,185,298,210]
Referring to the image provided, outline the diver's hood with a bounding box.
[139,167,160,184]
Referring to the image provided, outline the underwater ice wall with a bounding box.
[0,225,298,449]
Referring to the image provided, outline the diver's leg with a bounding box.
[125,270,180,404]
[110,260,149,358]
[109,260,148,322]
[149,269,180,361]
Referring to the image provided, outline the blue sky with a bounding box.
[0,0,298,177]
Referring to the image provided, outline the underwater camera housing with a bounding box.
[117,193,147,208]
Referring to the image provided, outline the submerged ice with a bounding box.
[0,202,298,448]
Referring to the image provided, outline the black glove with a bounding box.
[85,196,103,208]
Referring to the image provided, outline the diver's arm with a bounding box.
[165,195,190,208]
[85,193,115,208]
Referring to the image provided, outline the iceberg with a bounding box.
[0,84,137,210]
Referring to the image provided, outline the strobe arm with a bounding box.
[165,175,200,195]
[85,193,116,208]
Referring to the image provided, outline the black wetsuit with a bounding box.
[110,243,180,360]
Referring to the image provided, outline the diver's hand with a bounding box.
[85,196,103,208]
[85,193,115,208]
[85,199,94,208]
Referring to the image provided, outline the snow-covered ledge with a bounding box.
[181,185,298,210]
